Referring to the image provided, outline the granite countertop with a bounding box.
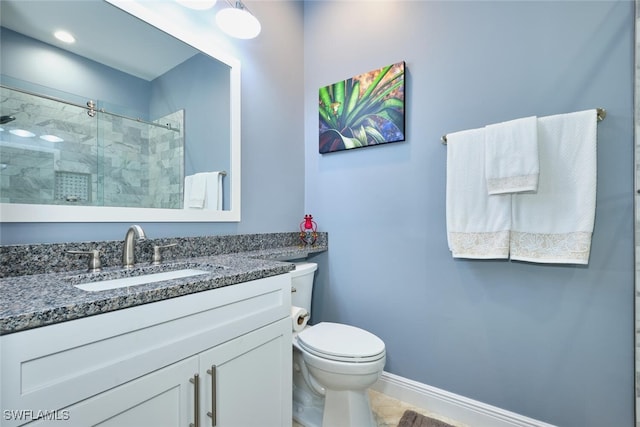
[0,245,324,336]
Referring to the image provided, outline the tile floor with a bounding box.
[293,389,468,427]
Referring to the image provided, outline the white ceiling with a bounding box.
[0,0,200,81]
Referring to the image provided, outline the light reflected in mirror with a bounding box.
[0,0,241,222]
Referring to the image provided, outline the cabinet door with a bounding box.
[28,356,199,427]
[199,318,292,427]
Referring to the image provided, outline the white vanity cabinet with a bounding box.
[0,274,292,427]
[198,319,290,427]
[31,355,199,427]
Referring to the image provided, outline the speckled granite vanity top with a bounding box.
[0,233,327,335]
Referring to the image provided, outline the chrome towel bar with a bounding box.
[441,108,606,145]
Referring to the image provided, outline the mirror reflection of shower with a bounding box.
[0,84,184,209]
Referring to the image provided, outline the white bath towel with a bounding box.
[187,173,207,208]
[210,171,223,210]
[183,172,224,210]
[485,116,539,195]
[510,109,597,264]
[446,127,511,259]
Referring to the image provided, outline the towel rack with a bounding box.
[440,108,606,145]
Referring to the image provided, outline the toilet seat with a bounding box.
[297,322,385,363]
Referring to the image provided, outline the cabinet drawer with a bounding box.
[1,274,290,426]
[27,357,199,427]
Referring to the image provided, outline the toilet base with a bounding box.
[293,348,324,427]
[322,389,376,427]
[292,381,323,427]
[292,385,376,427]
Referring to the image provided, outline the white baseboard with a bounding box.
[371,371,557,427]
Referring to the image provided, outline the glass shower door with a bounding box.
[0,85,99,206]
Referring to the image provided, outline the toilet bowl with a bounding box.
[290,262,386,427]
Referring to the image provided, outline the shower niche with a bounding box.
[0,85,184,209]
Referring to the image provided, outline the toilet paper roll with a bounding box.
[291,306,309,332]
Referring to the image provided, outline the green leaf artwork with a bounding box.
[319,61,405,154]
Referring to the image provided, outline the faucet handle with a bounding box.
[152,243,177,265]
[67,249,102,272]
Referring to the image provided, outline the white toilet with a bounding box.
[291,262,386,427]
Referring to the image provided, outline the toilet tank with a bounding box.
[290,262,317,313]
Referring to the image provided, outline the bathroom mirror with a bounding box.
[0,0,241,222]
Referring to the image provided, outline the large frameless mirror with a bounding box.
[0,0,241,222]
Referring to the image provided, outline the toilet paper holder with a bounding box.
[297,312,310,325]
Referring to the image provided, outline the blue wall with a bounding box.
[304,1,634,426]
[0,27,150,114]
[150,53,231,208]
[150,53,230,178]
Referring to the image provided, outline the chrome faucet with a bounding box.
[122,225,146,268]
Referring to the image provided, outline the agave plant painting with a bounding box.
[319,61,405,154]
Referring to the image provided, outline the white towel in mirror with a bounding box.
[183,172,224,210]
[187,173,207,208]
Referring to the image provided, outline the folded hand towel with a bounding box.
[485,116,538,195]
[187,173,208,208]
[183,175,192,209]
[510,109,597,264]
[446,127,511,259]
[183,172,223,210]
[204,171,223,210]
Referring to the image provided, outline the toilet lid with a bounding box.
[297,322,385,362]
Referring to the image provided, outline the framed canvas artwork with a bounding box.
[319,61,405,154]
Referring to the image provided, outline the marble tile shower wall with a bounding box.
[99,110,183,209]
[0,145,57,203]
[0,87,183,208]
[147,110,184,209]
[1,87,93,204]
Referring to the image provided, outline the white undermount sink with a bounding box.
[74,268,211,292]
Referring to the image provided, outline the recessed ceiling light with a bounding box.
[40,134,64,143]
[54,30,75,44]
[10,129,36,138]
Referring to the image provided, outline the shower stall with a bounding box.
[0,85,184,209]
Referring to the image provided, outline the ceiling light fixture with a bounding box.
[40,134,64,143]
[216,1,261,39]
[175,0,217,10]
[9,129,35,138]
[54,30,75,44]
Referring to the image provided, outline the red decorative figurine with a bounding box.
[299,214,318,246]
